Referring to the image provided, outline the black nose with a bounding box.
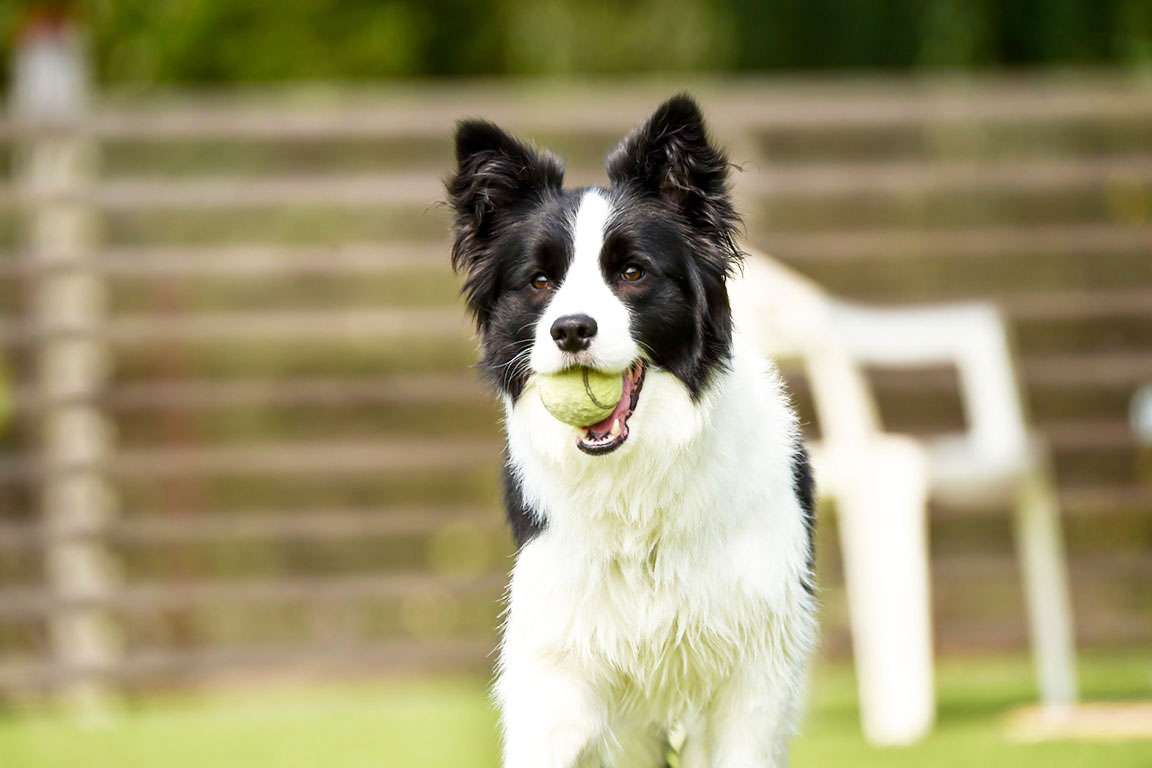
[550,314,598,352]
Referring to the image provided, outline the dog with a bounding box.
[447,94,817,768]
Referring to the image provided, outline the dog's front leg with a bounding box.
[497,662,602,768]
[700,661,801,768]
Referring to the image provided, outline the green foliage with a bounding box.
[1,0,1151,85]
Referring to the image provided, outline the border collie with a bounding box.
[447,94,817,768]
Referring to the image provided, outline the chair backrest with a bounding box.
[827,299,1032,466]
[730,248,1035,481]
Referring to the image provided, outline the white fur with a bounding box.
[499,335,818,768]
[530,190,640,376]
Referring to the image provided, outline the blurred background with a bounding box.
[0,1,1150,766]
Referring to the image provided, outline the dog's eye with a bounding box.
[530,273,550,290]
[621,265,645,282]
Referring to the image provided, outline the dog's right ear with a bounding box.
[447,120,565,330]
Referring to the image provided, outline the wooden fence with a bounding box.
[0,32,1150,703]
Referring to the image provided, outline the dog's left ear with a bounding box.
[606,94,741,272]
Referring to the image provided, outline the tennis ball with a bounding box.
[537,367,624,427]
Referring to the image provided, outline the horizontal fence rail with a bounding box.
[0,505,499,551]
[0,572,508,620]
[8,373,488,413]
[0,242,450,278]
[0,640,498,690]
[0,291,1147,349]
[1,222,1149,279]
[4,157,1152,211]
[1,75,1150,141]
[0,438,500,483]
[0,308,471,346]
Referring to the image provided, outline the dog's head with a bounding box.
[447,94,741,456]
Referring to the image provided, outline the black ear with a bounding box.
[447,120,564,328]
[606,94,741,274]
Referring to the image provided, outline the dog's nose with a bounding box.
[550,314,598,352]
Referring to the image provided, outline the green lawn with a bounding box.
[1,651,1150,767]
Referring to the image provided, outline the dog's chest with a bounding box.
[523,526,770,720]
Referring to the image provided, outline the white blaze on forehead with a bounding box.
[571,189,613,268]
[530,189,639,375]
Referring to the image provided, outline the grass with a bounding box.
[1,651,1150,767]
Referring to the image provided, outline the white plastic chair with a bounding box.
[729,248,1079,745]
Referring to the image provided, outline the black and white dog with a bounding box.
[447,95,817,768]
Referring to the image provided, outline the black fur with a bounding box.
[448,119,566,335]
[502,457,545,547]
[605,94,743,283]
[604,95,743,396]
[791,443,817,594]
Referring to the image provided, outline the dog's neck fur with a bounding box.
[504,335,800,564]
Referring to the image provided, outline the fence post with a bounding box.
[11,13,120,719]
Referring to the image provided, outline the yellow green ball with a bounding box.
[537,367,624,427]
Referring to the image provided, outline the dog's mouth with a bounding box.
[576,361,646,456]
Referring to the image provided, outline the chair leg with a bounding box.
[836,436,935,745]
[1014,466,1079,708]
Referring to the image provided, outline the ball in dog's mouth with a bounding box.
[576,361,646,455]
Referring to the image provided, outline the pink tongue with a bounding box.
[584,371,633,433]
